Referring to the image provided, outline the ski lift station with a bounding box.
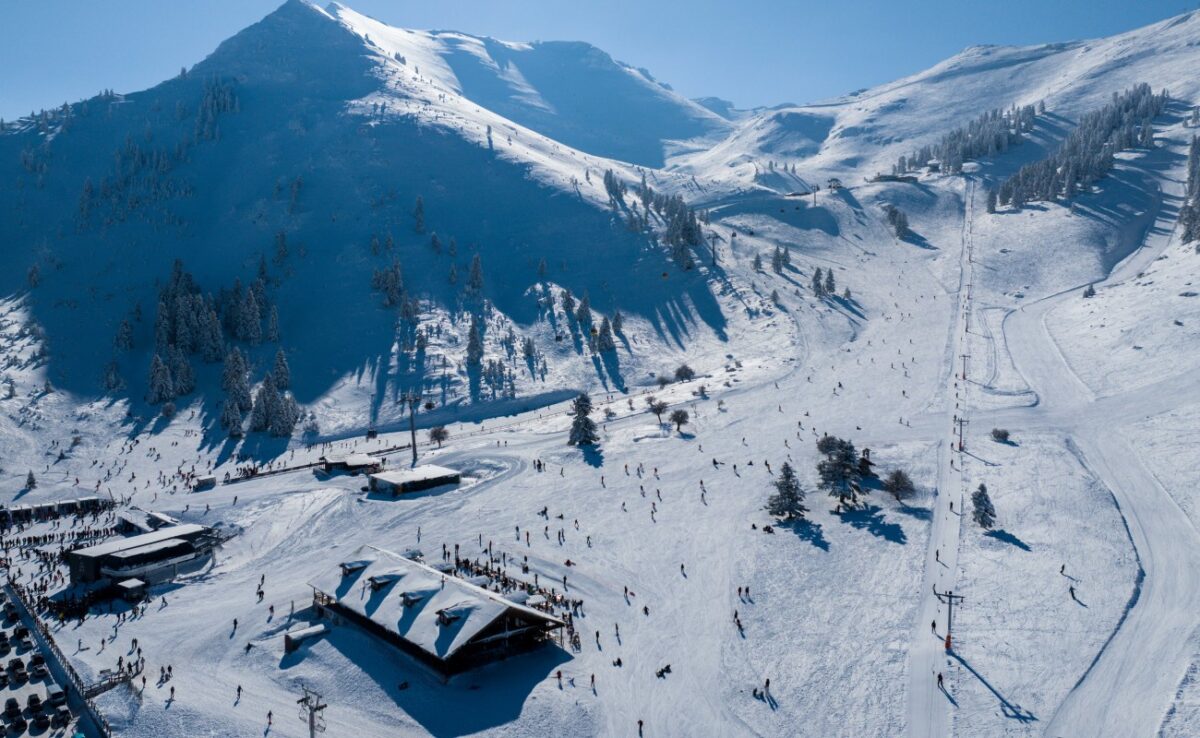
[66,524,218,585]
[367,464,461,496]
[308,545,563,675]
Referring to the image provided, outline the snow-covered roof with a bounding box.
[105,538,189,560]
[324,452,377,468]
[69,525,209,560]
[369,464,459,487]
[309,544,562,662]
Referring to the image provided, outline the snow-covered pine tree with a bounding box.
[169,347,195,396]
[249,374,279,433]
[222,347,253,412]
[567,392,599,446]
[25,471,36,490]
[771,246,784,274]
[114,319,134,351]
[971,483,996,529]
[752,253,763,272]
[576,293,592,327]
[467,253,484,294]
[146,353,174,404]
[241,290,262,344]
[270,392,299,437]
[266,305,280,343]
[811,267,824,296]
[220,397,244,436]
[273,347,290,390]
[612,310,624,334]
[824,269,836,295]
[597,317,616,352]
[466,315,484,367]
[766,462,807,520]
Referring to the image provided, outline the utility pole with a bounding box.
[709,231,719,267]
[954,417,969,452]
[959,353,970,382]
[402,391,421,467]
[297,684,327,738]
[933,587,964,651]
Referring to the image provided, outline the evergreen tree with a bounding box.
[597,317,616,352]
[467,253,484,294]
[266,305,280,343]
[816,435,860,507]
[220,397,244,436]
[222,348,252,412]
[568,392,599,446]
[612,310,624,334]
[146,353,174,404]
[576,293,592,327]
[771,246,784,274]
[811,267,825,296]
[24,471,36,490]
[824,268,836,295]
[766,462,807,520]
[114,319,134,351]
[561,290,576,318]
[752,253,763,272]
[169,347,195,396]
[537,258,548,279]
[466,316,484,367]
[270,392,299,437]
[413,195,425,234]
[273,347,290,390]
[986,189,998,214]
[972,483,996,529]
[241,290,262,344]
[102,361,124,392]
[249,374,278,433]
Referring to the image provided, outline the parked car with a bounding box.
[6,716,26,734]
[13,626,28,639]
[3,697,19,718]
[45,685,65,707]
[29,662,46,680]
[26,693,40,712]
[32,712,49,729]
[51,705,70,726]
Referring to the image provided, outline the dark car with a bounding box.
[12,627,28,640]
[3,697,18,718]
[32,712,49,729]
[26,693,40,712]
[45,686,64,708]
[51,705,70,727]
[7,715,26,734]
[29,662,46,680]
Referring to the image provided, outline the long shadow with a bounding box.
[836,504,907,544]
[580,446,604,468]
[784,518,829,551]
[949,650,1038,723]
[894,503,932,521]
[289,624,569,738]
[985,528,1031,551]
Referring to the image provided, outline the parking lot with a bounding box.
[0,595,76,736]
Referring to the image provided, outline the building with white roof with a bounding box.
[367,464,460,495]
[308,544,563,674]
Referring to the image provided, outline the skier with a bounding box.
[937,673,944,688]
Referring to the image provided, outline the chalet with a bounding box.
[308,545,563,675]
[368,465,460,496]
[319,452,382,475]
[66,524,217,585]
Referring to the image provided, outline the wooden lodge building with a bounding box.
[308,545,564,675]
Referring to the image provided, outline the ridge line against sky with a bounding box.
[0,0,1193,122]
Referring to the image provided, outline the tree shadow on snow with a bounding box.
[784,518,829,551]
[836,504,906,544]
[985,528,1031,551]
[580,446,604,468]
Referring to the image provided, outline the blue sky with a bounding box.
[0,0,1192,121]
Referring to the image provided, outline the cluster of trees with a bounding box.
[899,103,1040,175]
[996,84,1167,209]
[126,259,299,437]
[78,78,239,229]
[1178,135,1200,245]
[884,204,911,239]
[605,169,703,269]
[770,245,792,273]
[811,267,837,297]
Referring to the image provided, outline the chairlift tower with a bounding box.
[297,684,327,738]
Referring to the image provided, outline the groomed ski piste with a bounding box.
[3,3,1200,736]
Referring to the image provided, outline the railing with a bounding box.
[6,583,112,738]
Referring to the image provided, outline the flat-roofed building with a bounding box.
[367,465,460,495]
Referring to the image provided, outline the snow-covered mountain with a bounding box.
[4,4,1200,738]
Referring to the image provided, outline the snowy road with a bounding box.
[998,167,1200,737]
